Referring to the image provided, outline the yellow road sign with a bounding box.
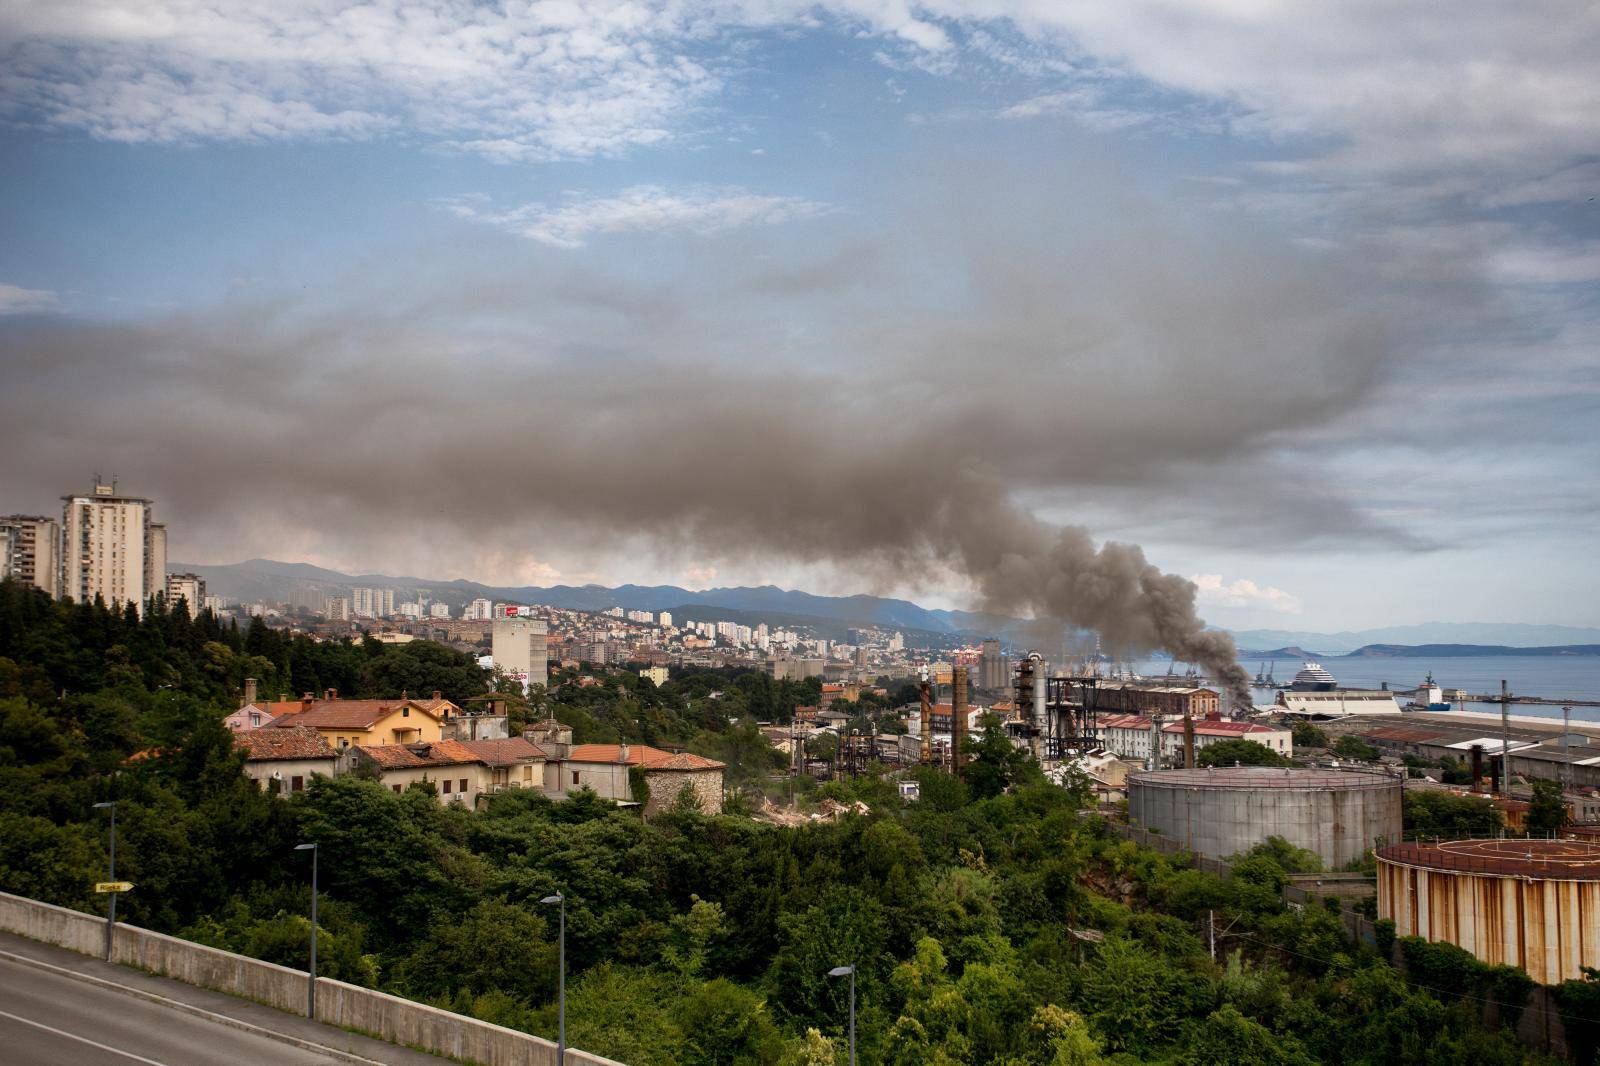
[94,882,133,893]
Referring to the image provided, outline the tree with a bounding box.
[1197,739,1289,767]
[1291,721,1329,749]
[1526,778,1567,834]
[1179,1004,1316,1066]
[962,712,1034,798]
[1404,790,1502,837]
[1332,735,1379,762]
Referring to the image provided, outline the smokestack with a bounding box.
[952,666,969,773]
[919,680,932,764]
[242,677,258,708]
[1032,654,1047,761]
[619,741,630,765]
[1183,710,1195,769]
[1498,678,1511,797]
[1149,715,1161,770]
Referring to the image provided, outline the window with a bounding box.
[459,778,468,794]
[402,706,410,717]
[572,771,580,786]
[338,737,349,749]
[442,779,452,794]
[392,784,402,794]
[291,775,305,792]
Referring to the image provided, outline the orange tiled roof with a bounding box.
[566,744,725,771]
[267,699,447,731]
[235,725,336,761]
[355,737,545,769]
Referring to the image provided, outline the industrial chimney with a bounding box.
[952,666,969,773]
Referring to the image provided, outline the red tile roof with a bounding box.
[235,726,336,761]
[267,698,448,731]
[566,744,725,771]
[1162,720,1280,737]
[1099,713,1155,729]
[456,737,550,765]
[355,737,546,769]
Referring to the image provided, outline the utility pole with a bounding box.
[294,842,319,1018]
[92,801,117,960]
[1498,679,1511,797]
[1564,706,1573,796]
[1208,910,1216,961]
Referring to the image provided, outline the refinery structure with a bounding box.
[1377,838,1600,984]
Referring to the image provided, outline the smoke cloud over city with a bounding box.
[0,161,1398,685]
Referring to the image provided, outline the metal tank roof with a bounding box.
[1378,838,1600,880]
[1127,766,1398,791]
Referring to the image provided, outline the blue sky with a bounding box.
[1,2,1597,633]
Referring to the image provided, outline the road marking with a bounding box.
[0,1006,170,1065]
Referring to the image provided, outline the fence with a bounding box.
[0,891,624,1066]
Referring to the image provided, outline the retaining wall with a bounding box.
[0,891,623,1066]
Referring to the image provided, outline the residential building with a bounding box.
[464,597,493,620]
[1096,712,1291,766]
[344,737,548,802]
[563,743,726,815]
[657,611,672,627]
[350,586,395,618]
[263,689,458,749]
[164,572,207,617]
[429,602,452,619]
[325,596,351,621]
[639,666,670,687]
[492,616,549,693]
[59,480,164,609]
[234,725,337,794]
[0,515,58,596]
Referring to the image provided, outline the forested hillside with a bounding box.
[0,579,1565,1064]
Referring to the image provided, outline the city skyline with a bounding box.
[2,4,1597,633]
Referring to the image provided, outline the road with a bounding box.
[0,951,357,1065]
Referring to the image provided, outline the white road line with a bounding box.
[0,1006,171,1065]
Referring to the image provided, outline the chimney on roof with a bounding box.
[302,693,315,710]
[242,677,258,708]
[325,688,337,700]
[619,742,631,765]
[432,690,442,702]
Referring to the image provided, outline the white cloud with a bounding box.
[1191,574,1302,614]
[440,185,829,249]
[0,283,58,314]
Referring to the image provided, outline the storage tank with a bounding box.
[1377,838,1600,984]
[1126,766,1402,868]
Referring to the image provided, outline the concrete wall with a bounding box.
[1128,775,1403,868]
[0,892,623,1066]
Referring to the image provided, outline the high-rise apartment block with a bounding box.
[429,602,451,619]
[60,481,165,610]
[492,616,549,694]
[464,597,493,620]
[165,572,207,617]
[0,515,59,596]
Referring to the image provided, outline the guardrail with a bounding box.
[0,891,623,1066]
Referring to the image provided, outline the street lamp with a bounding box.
[828,964,856,1066]
[541,892,566,1066]
[92,802,116,959]
[294,843,318,1018]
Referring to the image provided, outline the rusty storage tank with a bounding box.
[1126,766,1402,868]
[1377,838,1600,984]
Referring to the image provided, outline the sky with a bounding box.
[1,1,1597,635]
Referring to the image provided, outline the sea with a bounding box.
[1131,656,1600,725]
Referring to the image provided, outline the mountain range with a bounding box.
[174,558,1600,651]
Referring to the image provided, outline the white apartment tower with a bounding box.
[492,616,549,694]
[60,481,164,610]
[0,515,60,596]
[165,572,207,617]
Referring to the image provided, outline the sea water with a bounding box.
[1133,655,1600,724]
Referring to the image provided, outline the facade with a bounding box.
[563,743,727,815]
[264,690,457,749]
[234,725,337,793]
[350,586,395,618]
[345,737,548,803]
[639,666,670,687]
[164,572,207,617]
[1378,838,1600,984]
[0,515,58,596]
[1277,690,1403,716]
[1097,713,1291,766]
[60,481,163,609]
[429,602,452,619]
[1129,766,1402,867]
[492,616,549,693]
[1082,682,1221,719]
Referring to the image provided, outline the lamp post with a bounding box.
[828,965,856,1066]
[294,843,318,1018]
[92,802,116,959]
[541,892,566,1065]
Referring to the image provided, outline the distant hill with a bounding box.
[1231,622,1600,655]
[1343,643,1600,658]
[1236,646,1318,660]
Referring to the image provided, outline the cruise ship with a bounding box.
[1289,662,1338,692]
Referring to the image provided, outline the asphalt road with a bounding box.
[0,952,356,1065]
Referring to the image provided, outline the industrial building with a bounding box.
[1127,766,1402,867]
[1377,838,1600,984]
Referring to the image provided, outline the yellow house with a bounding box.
[264,689,457,751]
